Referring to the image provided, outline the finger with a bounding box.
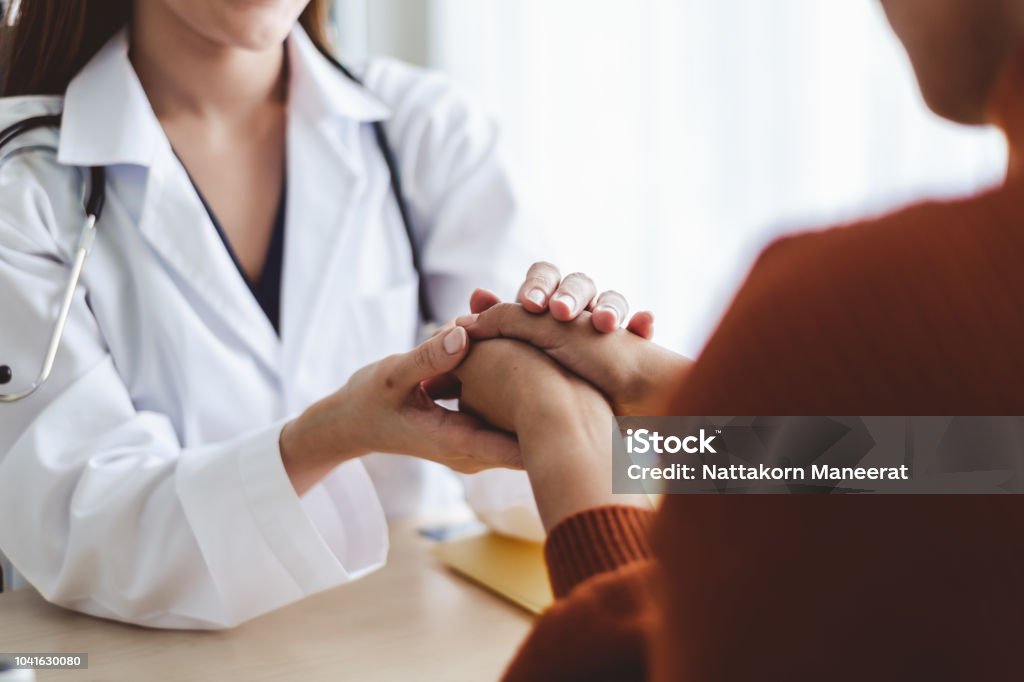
[626,311,655,340]
[516,261,562,313]
[469,288,501,314]
[549,272,597,321]
[455,313,479,328]
[457,303,564,350]
[456,302,523,339]
[441,408,524,470]
[590,290,629,333]
[390,326,469,388]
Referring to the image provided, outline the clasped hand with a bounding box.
[445,264,691,529]
[452,261,691,429]
[281,262,688,527]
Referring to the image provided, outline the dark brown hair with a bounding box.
[0,0,334,96]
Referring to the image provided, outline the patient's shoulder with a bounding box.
[675,188,1024,414]
[749,188,1019,309]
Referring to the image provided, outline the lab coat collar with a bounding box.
[288,25,392,123]
[57,25,390,168]
[58,29,161,168]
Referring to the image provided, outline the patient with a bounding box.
[451,0,1024,678]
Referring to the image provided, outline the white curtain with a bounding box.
[336,0,1007,356]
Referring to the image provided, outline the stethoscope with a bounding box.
[0,53,433,404]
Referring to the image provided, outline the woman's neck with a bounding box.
[129,4,287,122]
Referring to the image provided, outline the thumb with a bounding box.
[469,288,502,314]
[392,326,469,388]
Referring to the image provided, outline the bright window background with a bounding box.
[334,0,1007,356]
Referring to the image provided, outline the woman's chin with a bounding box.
[196,1,305,51]
[209,16,296,51]
[224,26,293,51]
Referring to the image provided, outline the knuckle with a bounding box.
[496,301,521,315]
[564,272,597,290]
[530,260,559,272]
[526,261,561,287]
[480,302,512,323]
[602,289,626,301]
[487,303,521,336]
[413,344,437,372]
[523,275,555,291]
[601,290,629,308]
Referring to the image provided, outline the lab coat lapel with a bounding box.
[136,144,281,377]
[280,114,366,375]
[278,26,393,387]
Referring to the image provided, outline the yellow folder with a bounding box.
[432,532,554,615]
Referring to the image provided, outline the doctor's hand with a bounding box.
[472,262,656,337]
[456,303,692,416]
[280,326,521,496]
[453,339,650,532]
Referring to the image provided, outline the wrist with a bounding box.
[516,401,650,532]
[516,392,608,476]
[280,390,369,496]
[511,384,655,532]
[621,346,692,416]
[514,380,608,443]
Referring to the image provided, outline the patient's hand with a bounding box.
[454,339,600,431]
[454,339,650,531]
[457,304,692,416]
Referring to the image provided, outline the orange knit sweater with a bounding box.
[503,62,1024,682]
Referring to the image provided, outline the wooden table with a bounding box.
[0,526,533,681]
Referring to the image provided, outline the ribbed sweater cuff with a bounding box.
[544,505,656,598]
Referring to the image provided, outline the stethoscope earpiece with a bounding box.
[0,365,11,385]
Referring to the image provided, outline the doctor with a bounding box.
[0,0,649,628]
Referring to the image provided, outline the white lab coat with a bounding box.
[0,26,543,628]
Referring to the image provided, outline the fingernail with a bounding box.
[526,288,547,307]
[594,304,619,324]
[444,327,467,355]
[455,313,479,327]
[552,293,577,314]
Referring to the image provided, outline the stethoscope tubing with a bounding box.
[0,214,97,403]
[0,114,104,402]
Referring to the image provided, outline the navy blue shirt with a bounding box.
[181,165,286,334]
